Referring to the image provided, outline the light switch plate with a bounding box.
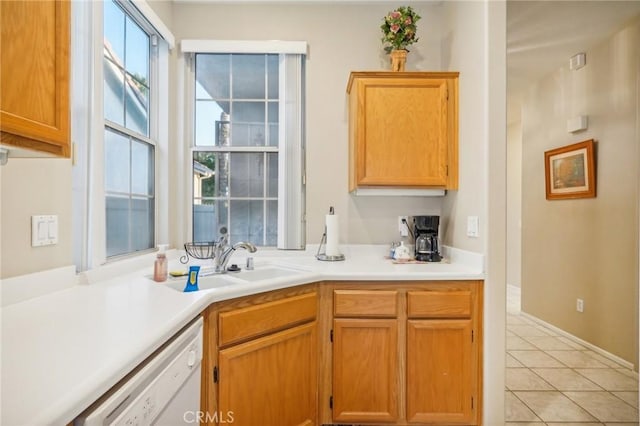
[31,215,58,247]
[467,216,479,238]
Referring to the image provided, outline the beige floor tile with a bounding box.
[564,391,639,422]
[506,423,546,426]
[506,391,542,422]
[546,423,603,426]
[514,391,598,422]
[556,336,588,350]
[524,335,577,350]
[507,368,555,391]
[507,353,525,367]
[603,423,639,426]
[508,314,531,325]
[546,351,609,368]
[585,351,631,369]
[506,330,516,337]
[510,324,554,337]
[532,368,603,391]
[508,335,538,350]
[576,369,639,391]
[612,391,639,408]
[510,350,567,368]
[615,368,640,380]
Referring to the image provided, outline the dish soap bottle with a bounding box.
[153,244,168,282]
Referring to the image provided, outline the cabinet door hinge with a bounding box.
[446,165,449,176]
[213,366,218,383]
[472,330,474,343]
[471,396,474,410]
[330,329,333,342]
[329,396,333,409]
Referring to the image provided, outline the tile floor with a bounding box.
[506,287,639,425]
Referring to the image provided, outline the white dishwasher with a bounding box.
[75,317,203,426]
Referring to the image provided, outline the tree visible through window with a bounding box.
[193,53,279,246]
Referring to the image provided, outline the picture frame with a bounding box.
[544,139,596,200]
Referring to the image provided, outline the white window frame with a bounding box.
[181,40,307,249]
[72,0,173,271]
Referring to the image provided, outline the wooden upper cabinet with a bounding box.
[347,72,458,191]
[0,0,71,157]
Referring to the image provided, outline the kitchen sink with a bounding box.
[164,275,239,292]
[227,266,307,282]
[163,265,309,292]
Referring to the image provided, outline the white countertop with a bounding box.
[0,245,483,426]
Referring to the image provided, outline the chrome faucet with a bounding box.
[213,236,257,273]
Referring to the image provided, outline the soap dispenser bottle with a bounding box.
[153,244,168,282]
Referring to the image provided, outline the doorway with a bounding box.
[505,1,640,423]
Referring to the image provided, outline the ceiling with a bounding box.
[507,0,640,124]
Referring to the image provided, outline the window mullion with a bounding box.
[105,120,156,146]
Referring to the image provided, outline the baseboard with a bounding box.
[518,310,636,371]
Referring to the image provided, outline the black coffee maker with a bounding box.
[414,216,441,262]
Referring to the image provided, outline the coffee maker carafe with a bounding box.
[414,216,441,262]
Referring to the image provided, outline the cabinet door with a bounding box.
[0,0,70,156]
[332,318,398,423]
[354,77,450,188]
[407,319,476,424]
[218,322,317,426]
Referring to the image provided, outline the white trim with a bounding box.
[71,0,94,272]
[192,146,279,153]
[89,0,107,267]
[351,188,446,196]
[181,39,308,55]
[519,310,635,371]
[131,0,175,49]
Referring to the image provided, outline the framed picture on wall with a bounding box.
[544,139,596,200]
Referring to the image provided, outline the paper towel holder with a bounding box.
[316,206,345,261]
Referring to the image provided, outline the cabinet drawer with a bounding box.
[219,292,317,347]
[334,290,398,317]
[407,290,472,318]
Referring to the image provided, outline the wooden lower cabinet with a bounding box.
[202,281,482,426]
[332,318,398,423]
[407,319,475,424]
[202,285,318,426]
[218,322,317,426]
[323,281,483,425]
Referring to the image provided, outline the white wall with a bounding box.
[169,2,447,247]
[507,121,522,287]
[521,18,639,367]
[440,1,487,255]
[0,159,74,278]
[440,2,507,424]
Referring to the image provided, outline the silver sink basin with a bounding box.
[164,275,239,292]
[227,266,306,282]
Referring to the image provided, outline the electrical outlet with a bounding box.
[576,298,584,313]
[398,216,409,237]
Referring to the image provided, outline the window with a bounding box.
[103,0,155,257]
[185,42,306,249]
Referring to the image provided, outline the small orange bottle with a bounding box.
[153,245,168,282]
